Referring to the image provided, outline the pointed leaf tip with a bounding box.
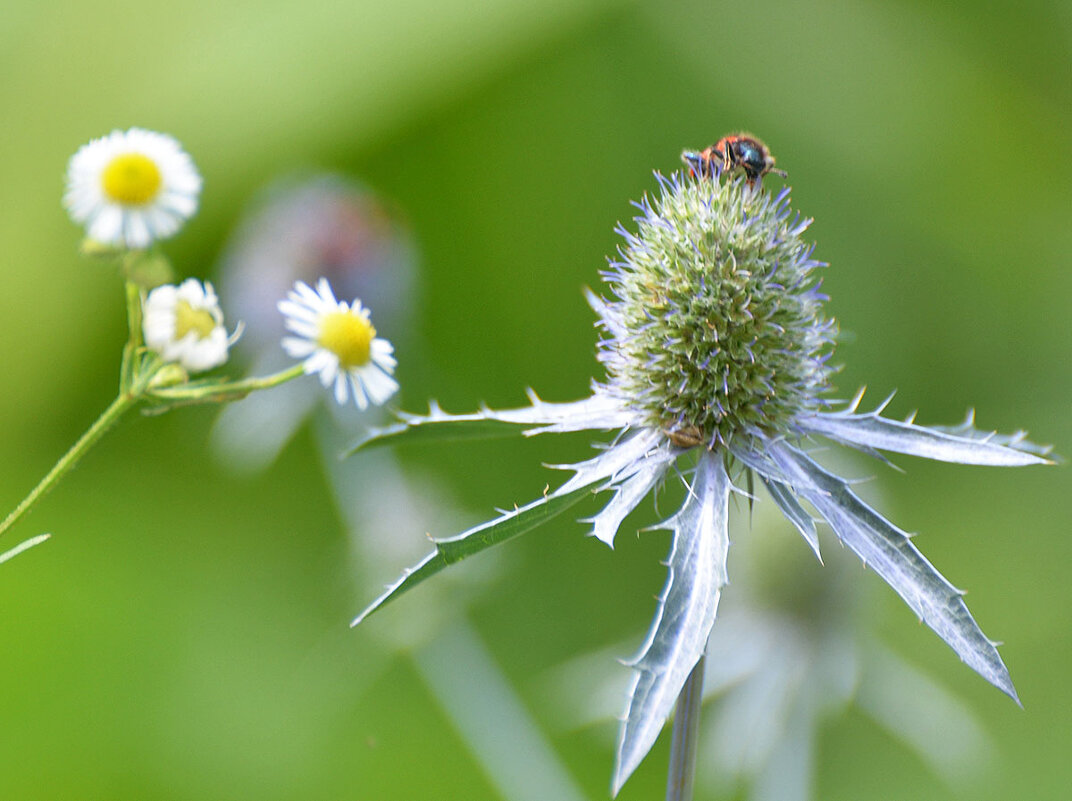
[612,454,731,793]
[799,404,1052,467]
[351,483,598,625]
[768,441,1020,702]
[0,533,51,566]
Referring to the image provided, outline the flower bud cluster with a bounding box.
[596,173,836,447]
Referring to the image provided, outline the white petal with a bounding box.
[361,366,399,405]
[305,349,337,380]
[124,213,152,249]
[348,373,370,409]
[87,206,123,244]
[333,372,350,405]
[281,337,316,358]
[316,277,338,305]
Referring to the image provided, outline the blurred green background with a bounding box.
[1,0,1069,798]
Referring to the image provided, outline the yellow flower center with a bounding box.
[101,153,162,205]
[317,310,375,368]
[174,300,218,340]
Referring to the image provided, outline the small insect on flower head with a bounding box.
[682,132,787,185]
[279,278,398,409]
[64,128,202,249]
[143,279,231,372]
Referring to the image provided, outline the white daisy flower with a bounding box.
[64,128,202,249]
[279,278,398,409]
[143,279,230,372]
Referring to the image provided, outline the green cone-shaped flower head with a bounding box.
[595,172,836,448]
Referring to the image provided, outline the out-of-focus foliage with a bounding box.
[0,1,1068,799]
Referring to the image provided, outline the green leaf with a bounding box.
[352,483,597,625]
[0,533,51,566]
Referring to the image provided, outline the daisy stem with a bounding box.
[0,390,140,542]
[120,279,144,392]
[146,364,306,404]
[124,278,144,347]
[665,653,705,801]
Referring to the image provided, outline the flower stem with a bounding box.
[665,653,705,801]
[146,363,306,405]
[0,391,139,541]
[120,280,144,392]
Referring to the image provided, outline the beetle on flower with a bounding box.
[349,152,1051,796]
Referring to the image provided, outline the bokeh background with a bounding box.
[1,1,1069,799]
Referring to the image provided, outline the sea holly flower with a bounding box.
[143,278,232,372]
[279,278,398,409]
[349,167,1050,794]
[545,494,992,800]
[64,128,201,249]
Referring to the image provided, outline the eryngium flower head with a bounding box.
[350,161,1052,797]
[598,174,834,448]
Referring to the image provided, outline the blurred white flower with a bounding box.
[64,128,201,249]
[213,176,415,471]
[280,278,398,409]
[210,177,583,801]
[143,279,230,372]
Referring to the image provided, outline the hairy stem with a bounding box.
[146,363,305,405]
[0,391,139,541]
[120,279,144,391]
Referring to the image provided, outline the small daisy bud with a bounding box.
[143,279,230,372]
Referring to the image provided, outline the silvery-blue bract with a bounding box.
[350,171,1050,795]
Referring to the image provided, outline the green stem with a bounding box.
[147,364,306,404]
[0,391,139,541]
[120,280,144,392]
[124,278,143,346]
[665,653,706,801]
